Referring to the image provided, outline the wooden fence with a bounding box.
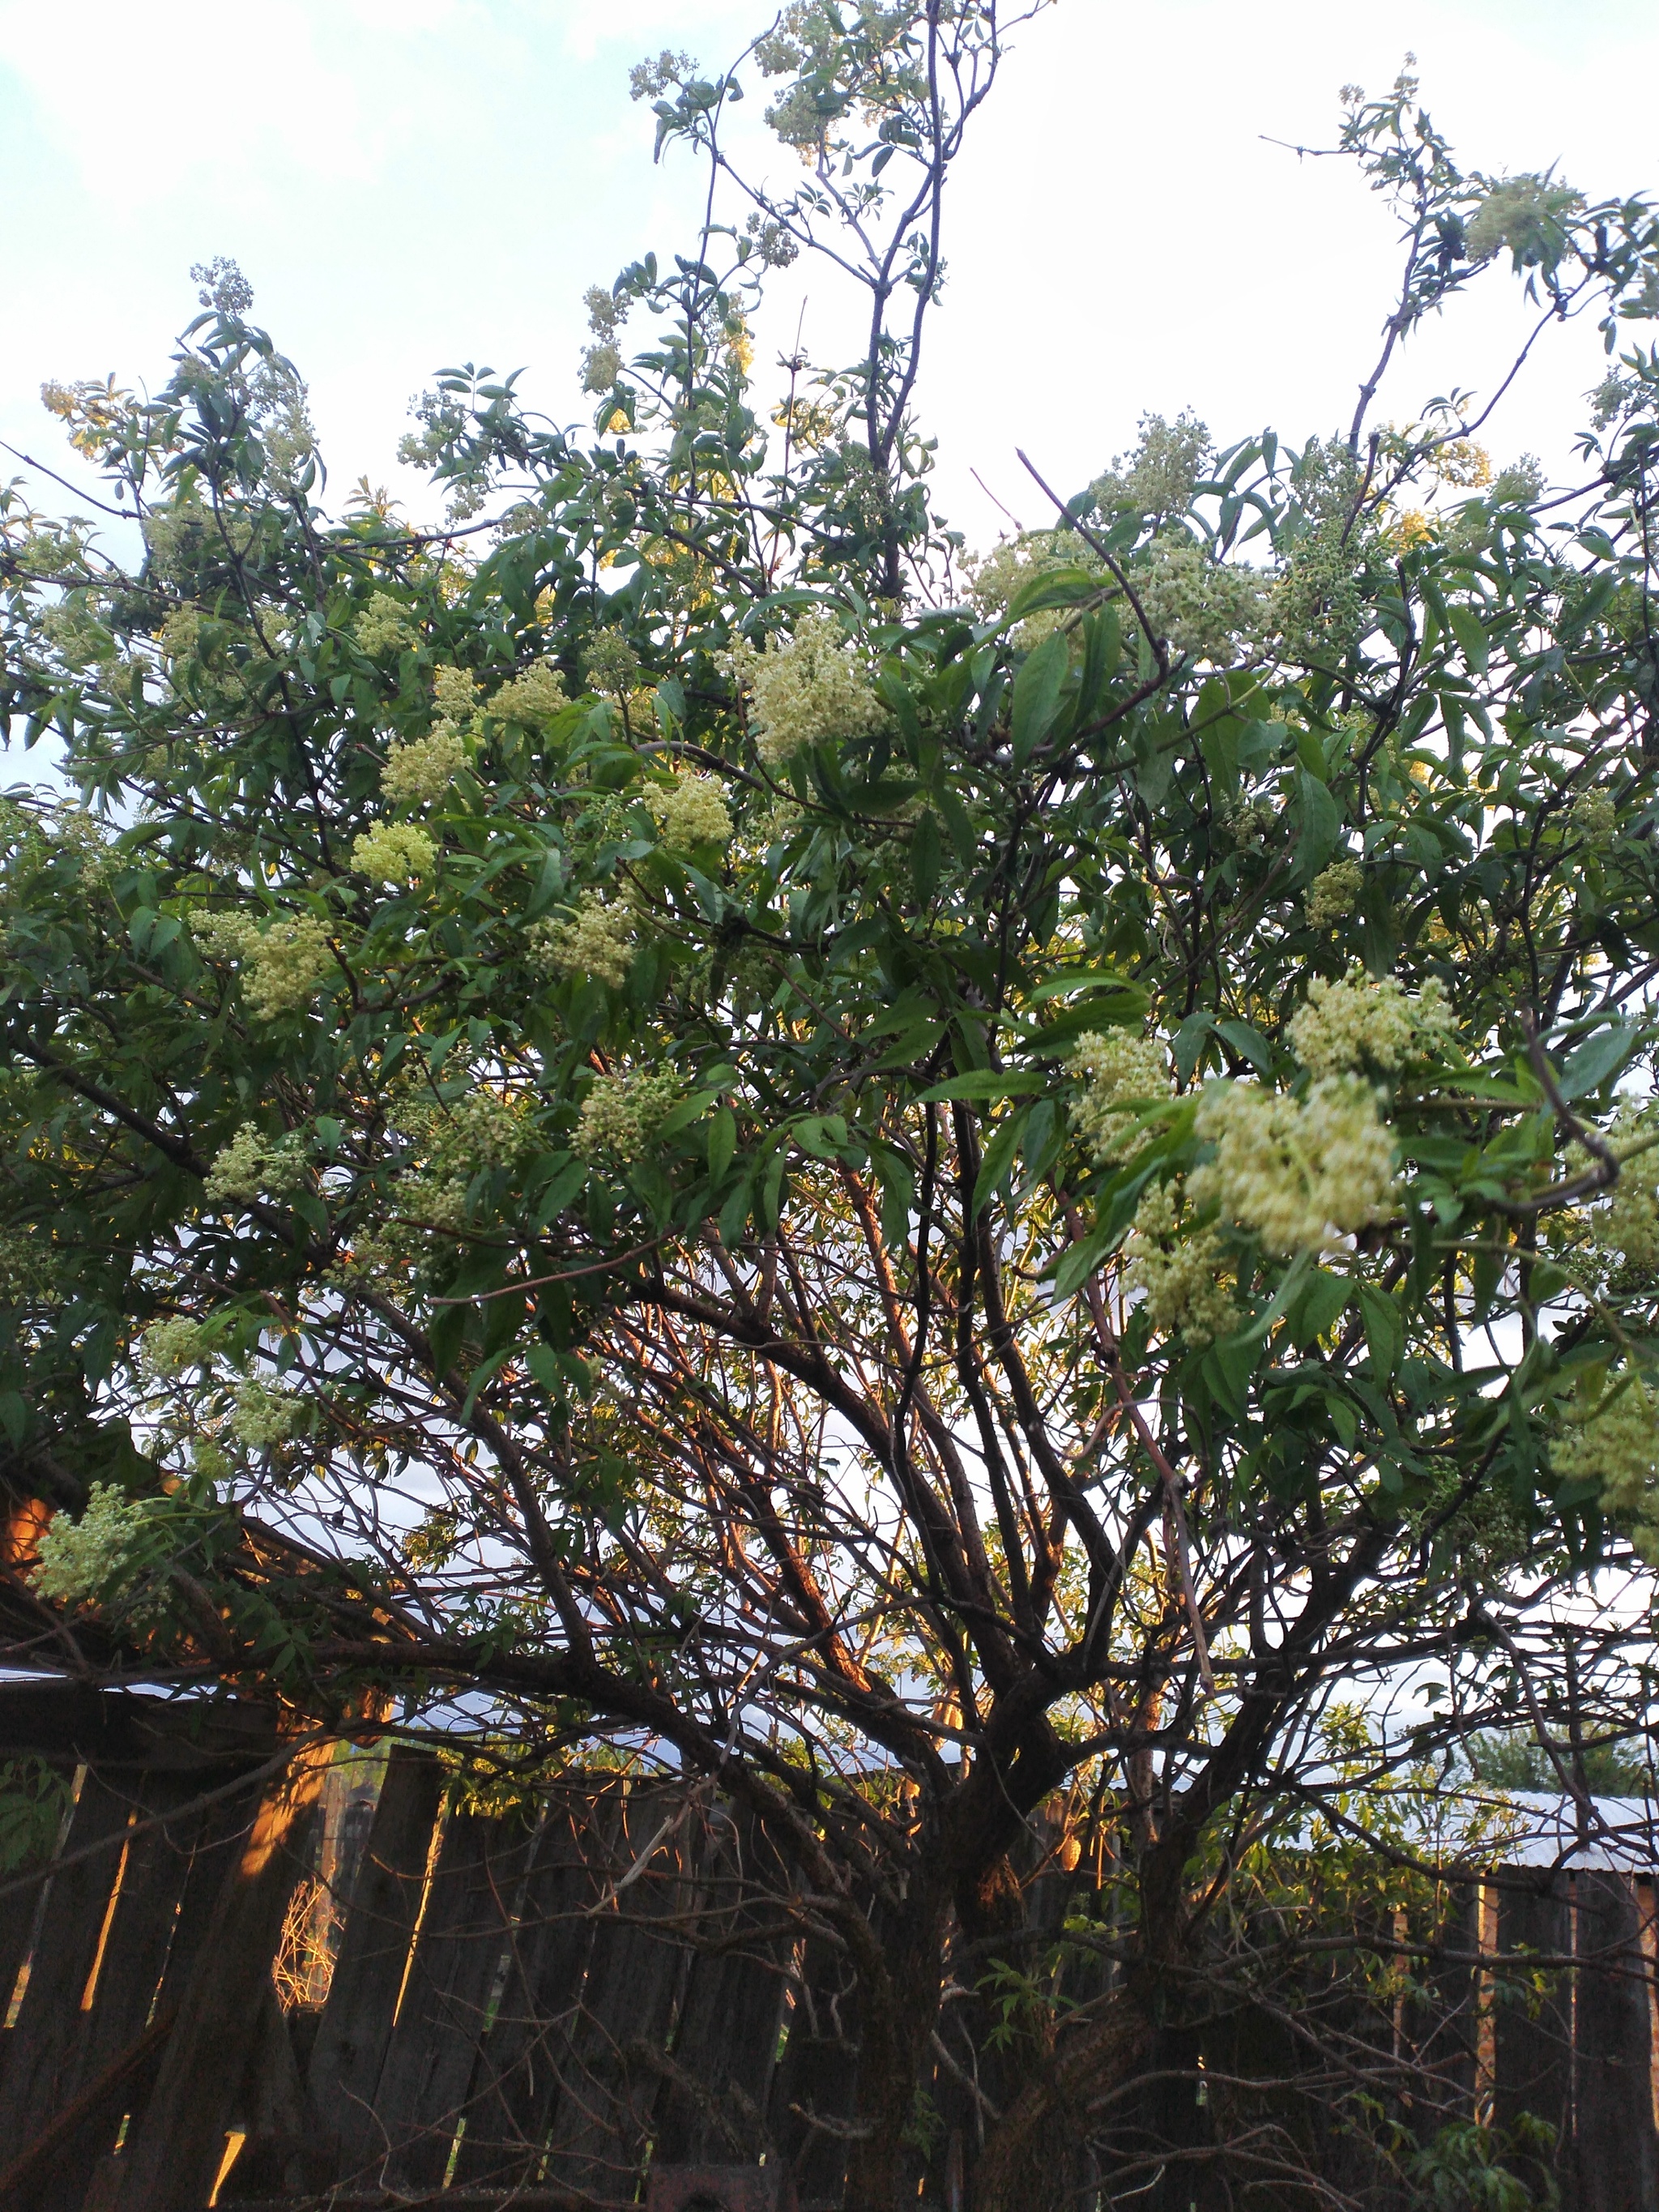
[2,1685,1657,2211]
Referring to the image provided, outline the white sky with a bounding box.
[2,0,1657,555]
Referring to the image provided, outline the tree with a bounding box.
[4,15,1659,2205]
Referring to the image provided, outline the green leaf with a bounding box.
[918,1069,1047,1103]
[974,1107,1029,1209]
[707,1107,736,1184]
[1005,566,1102,624]
[1448,602,1491,675]
[1172,1011,1216,1085]
[1294,770,1341,883]
[1557,1022,1636,1102]
[1215,1019,1273,1078]
[1357,1283,1404,1377]
[1010,631,1069,766]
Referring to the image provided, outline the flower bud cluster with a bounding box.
[1193,1077,1397,1255]
[432,664,478,718]
[351,822,436,885]
[726,612,886,769]
[647,770,732,850]
[1306,859,1363,929]
[1568,789,1618,849]
[1124,1180,1239,1347]
[1552,1371,1659,1564]
[382,723,466,808]
[1067,1030,1171,1164]
[1584,1106,1659,1274]
[356,592,420,655]
[1287,966,1456,1079]
[32,1483,151,1607]
[490,662,569,724]
[194,910,338,1020]
[140,1317,211,1377]
[204,1121,310,1207]
[574,1068,682,1163]
[228,1377,306,1450]
[531,892,636,990]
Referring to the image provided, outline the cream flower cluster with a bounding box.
[382,723,466,808]
[647,771,732,850]
[1068,1030,1171,1164]
[32,1484,151,1607]
[1306,859,1363,929]
[204,1122,309,1207]
[491,662,569,723]
[1124,1180,1239,1347]
[352,822,436,884]
[139,1317,211,1377]
[1193,1077,1397,1254]
[194,911,337,1020]
[1287,967,1457,1080]
[1552,1372,1659,1564]
[228,1377,306,1450]
[727,611,887,769]
[574,1068,681,1163]
[531,893,636,990]
[356,592,420,655]
[432,664,478,718]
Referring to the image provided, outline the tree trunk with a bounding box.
[973,1998,1147,2212]
[839,1903,945,2212]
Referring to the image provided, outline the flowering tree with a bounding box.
[5,15,1659,2204]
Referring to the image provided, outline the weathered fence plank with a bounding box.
[306,1744,447,2185]
[1573,1869,1659,2212]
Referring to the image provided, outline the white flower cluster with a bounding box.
[1552,1372,1659,1565]
[228,1377,306,1450]
[1067,1030,1171,1164]
[204,1121,309,1207]
[1193,1077,1397,1254]
[574,1068,682,1164]
[352,822,436,884]
[32,1483,151,1607]
[646,771,732,850]
[530,893,636,990]
[1306,859,1363,929]
[1124,1180,1239,1347]
[382,723,466,808]
[491,662,569,723]
[432,664,477,718]
[1287,967,1457,1080]
[356,592,420,655]
[727,612,886,769]
[194,910,338,1020]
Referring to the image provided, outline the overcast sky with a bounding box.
[3,0,1657,554]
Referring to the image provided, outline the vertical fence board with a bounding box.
[306,1745,446,2186]
[1492,1877,1572,2187]
[116,1744,334,2212]
[0,1770,133,2140]
[451,1795,606,2189]
[538,1785,702,2201]
[1573,1870,1659,2212]
[374,1812,544,2193]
